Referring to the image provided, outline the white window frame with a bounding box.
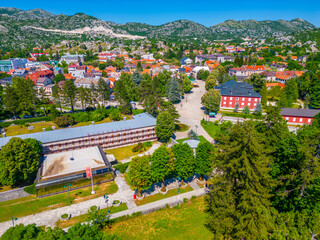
[293,118,296,122]
[230,97,233,100]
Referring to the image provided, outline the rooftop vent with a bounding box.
[92,121,95,125]
[42,128,45,132]
[2,132,6,138]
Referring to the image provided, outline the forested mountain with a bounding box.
[0,7,317,49]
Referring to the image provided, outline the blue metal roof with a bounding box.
[0,113,156,148]
[215,80,261,98]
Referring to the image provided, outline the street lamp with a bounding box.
[64,183,72,205]
[104,194,110,214]
[11,216,18,227]
[178,176,181,194]
[195,125,198,134]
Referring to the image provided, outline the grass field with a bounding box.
[176,135,209,144]
[0,181,118,223]
[105,196,213,240]
[3,122,58,137]
[73,117,112,127]
[135,185,193,206]
[105,143,153,161]
[201,121,222,139]
[56,203,128,228]
[175,123,190,132]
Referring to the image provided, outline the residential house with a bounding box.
[266,82,285,90]
[60,55,85,64]
[195,54,234,63]
[260,71,276,81]
[68,64,87,78]
[229,65,266,77]
[0,58,27,72]
[180,57,193,65]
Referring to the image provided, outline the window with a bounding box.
[255,98,258,102]
[293,118,296,122]
[285,117,289,120]
[224,97,227,100]
[242,98,245,101]
[223,101,226,105]
[230,97,233,100]
[241,103,244,106]
[299,118,303,122]
[229,102,232,105]
[248,103,251,106]
[308,119,312,123]
[236,97,239,100]
[248,98,251,102]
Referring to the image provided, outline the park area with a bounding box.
[0,181,118,223]
[105,196,212,240]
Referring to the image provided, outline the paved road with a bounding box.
[0,188,31,203]
[175,80,213,142]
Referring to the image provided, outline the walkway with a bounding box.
[0,174,206,236]
[175,80,212,142]
[120,142,161,163]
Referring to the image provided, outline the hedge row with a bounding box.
[0,116,54,129]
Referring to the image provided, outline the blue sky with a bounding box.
[2,0,320,27]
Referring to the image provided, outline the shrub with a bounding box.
[183,198,188,203]
[191,195,197,201]
[143,141,152,148]
[90,111,105,122]
[24,183,36,194]
[110,108,122,121]
[61,214,69,219]
[115,162,129,173]
[89,206,98,212]
[72,112,90,122]
[54,116,74,127]
[132,143,145,153]
[188,130,199,140]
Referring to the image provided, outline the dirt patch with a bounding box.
[93,158,104,165]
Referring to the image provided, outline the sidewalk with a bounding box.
[120,142,161,163]
[0,174,206,236]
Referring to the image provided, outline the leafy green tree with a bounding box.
[167,77,181,103]
[136,61,143,72]
[197,69,210,80]
[52,83,63,113]
[151,146,171,191]
[205,122,273,240]
[62,79,77,112]
[195,142,214,181]
[172,143,195,185]
[0,138,42,186]
[139,75,161,117]
[201,89,221,113]
[53,73,65,83]
[109,108,122,121]
[243,105,250,114]
[205,74,217,91]
[183,78,193,93]
[159,101,180,121]
[284,78,299,105]
[245,73,266,93]
[260,84,267,107]
[1,224,44,240]
[155,111,175,142]
[128,156,152,197]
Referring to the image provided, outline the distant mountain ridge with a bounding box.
[0,7,317,48]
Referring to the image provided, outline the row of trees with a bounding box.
[114,70,191,117]
[205,107,320,239]
[128,141,214,197]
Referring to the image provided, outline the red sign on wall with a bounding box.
[86,167,91,178]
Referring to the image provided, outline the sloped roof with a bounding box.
[280,108,320,118]
[215,80,260,98]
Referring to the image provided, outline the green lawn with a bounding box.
[105,143,153,161]
[176,135,209,144]
[56,203,128,228]
[2,122,58,137]
[106,196,213,240]
[135,185,193,206]
[201,121,222,139]
[0,181,118,223]
[175,123,189,132]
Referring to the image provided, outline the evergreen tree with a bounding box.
[205,122,273,239]
[243,105,250,115]
[167,77,181,104]
[97,78,110,106]
[172,143,195,185]
[195,142,214,181]
[3,84,19,118]
[132,70,141,86]
[62,79,77,112]
[233,101,239,113]
[136,61,143,72]
[254,101,263,115]
[188,130,199,140]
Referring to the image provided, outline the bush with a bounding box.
[115,162,129,173]
[90,111,105,122]
[61,214,69,219]
[54,116,74,127]
[110,108,122,121]
[183,198,188,203]
[0,116,54,128]
[23,183,36,194]
[132,143,145,153]
[72,112,90,122]
[143,141,152,148]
